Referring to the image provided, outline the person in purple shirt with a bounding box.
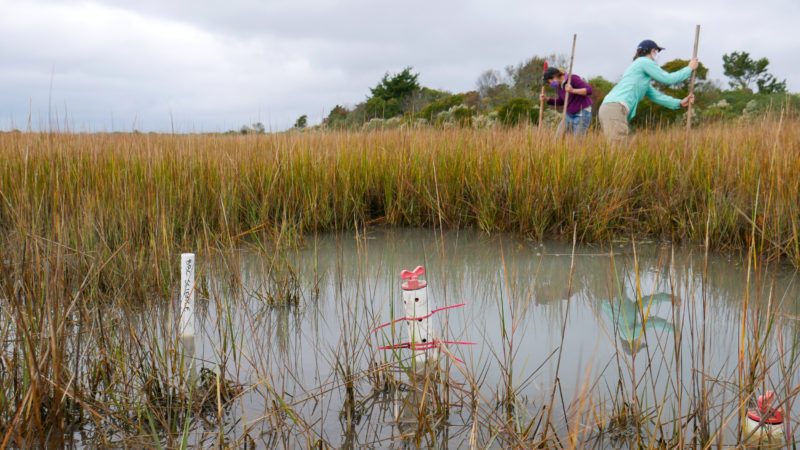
[539,67,594,136]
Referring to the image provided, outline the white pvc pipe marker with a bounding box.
[400,266,437,367]
[179,253,196,338]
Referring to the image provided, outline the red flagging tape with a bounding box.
[379,340,476,351]
[378,340,474,364]
[373,303,468,332]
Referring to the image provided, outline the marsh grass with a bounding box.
[1,117,798,267]
[1,117,799,447]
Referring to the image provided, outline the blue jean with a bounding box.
[557,108,592,136]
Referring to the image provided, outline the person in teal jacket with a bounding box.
[599,39,699,141]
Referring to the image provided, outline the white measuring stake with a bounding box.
[179,253,196,338]
[401,266,437,367]
[743,391,785,445]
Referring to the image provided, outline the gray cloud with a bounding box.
[0,0,797,131]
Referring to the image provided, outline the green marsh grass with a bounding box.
[1,117,799,447]
[1,117,798,268]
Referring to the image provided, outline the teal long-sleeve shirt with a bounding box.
[602,57,692,121]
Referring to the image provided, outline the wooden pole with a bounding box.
[685,25,700,148]
[538,61,548,129]
[559,34,577,138]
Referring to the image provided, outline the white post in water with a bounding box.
[179,253,196,338]
[400,266,437,369]
[743,390,785,445]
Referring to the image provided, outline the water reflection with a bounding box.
[601,291,678,356]
[161,229,800,447]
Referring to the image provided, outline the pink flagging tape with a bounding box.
[372,303,468,332]
[379,340,476,350]
[378,339,474,364]
[440,340,476,345]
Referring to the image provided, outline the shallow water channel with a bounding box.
[173,229,800,447]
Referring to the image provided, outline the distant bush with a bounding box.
[362,117,403,131]
[365,97,400,120]
[418,94,465,122]
[435,105,474,128]
[472,113,498,129]
[697,91,800,123]
[586,76,614,106]
[370,67,420,102]
[451,105,474,127]
[324,105,349,129]
[497,98,538,126]
[235,122,266,134]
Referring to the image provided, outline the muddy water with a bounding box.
[181,229,800,447]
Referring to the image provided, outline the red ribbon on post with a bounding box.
[373,303,469,332]
[379,340,476,364]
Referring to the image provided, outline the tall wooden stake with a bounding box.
[559,34,577,138]
[538,61,548,129]
[685,25,700,149]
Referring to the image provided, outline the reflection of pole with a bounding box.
[179,253,195,338]
[393,381,447,444]
[685,25,700,149]
[180,335,197,379]
[394,384,424,437]
[558,34,577,138]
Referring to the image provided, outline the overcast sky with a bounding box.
[1,0,797,132]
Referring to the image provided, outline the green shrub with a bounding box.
[417,94,465,121]
[365,97,400,119]
[451,105,474,127]
[497,98,538,126]
[325,105,350,129]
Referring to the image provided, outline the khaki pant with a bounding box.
[598,102,629,141]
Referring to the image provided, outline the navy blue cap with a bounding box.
[637,39,665,52]
[542,67,562,82]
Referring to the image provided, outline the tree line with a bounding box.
[234,50,793,133]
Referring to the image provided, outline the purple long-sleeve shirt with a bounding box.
[546,74,593,115]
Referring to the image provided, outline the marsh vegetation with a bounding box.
[1,118,798,447]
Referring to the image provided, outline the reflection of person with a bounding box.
[598,39,699,141]
[601,292,679,355]
[539,67,593,136]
